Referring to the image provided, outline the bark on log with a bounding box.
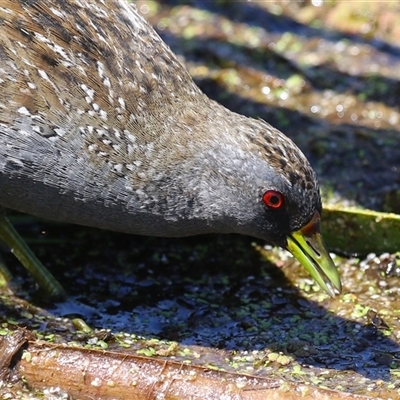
[0,331,382,400]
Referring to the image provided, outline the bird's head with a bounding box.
[257,182,341,297]
[243,118,341,296]
[201,113,342,297]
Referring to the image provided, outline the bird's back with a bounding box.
[0,0,218,235]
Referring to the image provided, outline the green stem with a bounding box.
[0,211,65,298]
[0,252,12,287]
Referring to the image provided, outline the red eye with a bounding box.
[262,190,284,209]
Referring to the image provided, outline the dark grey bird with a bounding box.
[0,0,341,297]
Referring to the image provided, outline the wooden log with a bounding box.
[322,205,400,255]
[0,331,380,400]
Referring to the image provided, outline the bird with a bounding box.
[0,0,341,297]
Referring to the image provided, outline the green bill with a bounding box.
[287,211,342,296]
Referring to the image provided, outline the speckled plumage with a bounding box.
[0,0,320,248]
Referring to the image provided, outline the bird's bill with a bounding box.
[286,211,342,297]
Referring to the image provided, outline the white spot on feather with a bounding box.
[17,106,30,116]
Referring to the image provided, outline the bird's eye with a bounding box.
[262,190,285,209]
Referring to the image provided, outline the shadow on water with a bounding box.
[1,217,398,387]
[161,0,400,58]
[161,27,400,108]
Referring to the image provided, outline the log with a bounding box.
[0,331,381,400]
[322,205,400,255]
